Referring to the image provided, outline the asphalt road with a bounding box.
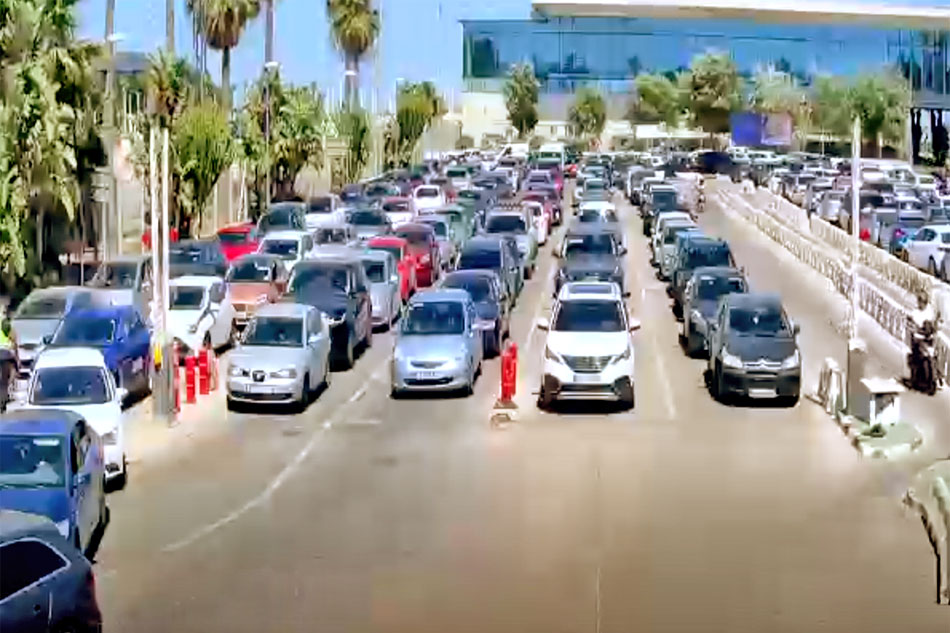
[94,187,949,632]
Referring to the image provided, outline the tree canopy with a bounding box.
[568,87,607,142]
[682,52,742,135]
[627,73,680,128]
[503,62,540,139]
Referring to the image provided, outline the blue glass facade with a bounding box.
[461,17,950,107]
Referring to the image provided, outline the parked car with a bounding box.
[456,236,521,307]
[257,230,316,274]
[217,222,261,261]
[390,289,483,397]
[347,208,393,242]
[167,275,237,354]
[705,293,801,404]
[536,282,640,409]
[669,237,734,318]
[484,211,538,279]
[85,255,154,320]
[304,194,345,231]
[415,216,457,272]
[0,409,107,555]
[574,177,608,208]
[445,166,471,190]
[359,250,401,330]
[394,223,441,288]
[650,211,693,264]
[410,185,446,216]
[364,182,402,205]
[655,220,701,280]
[521,188,562,226]
[287,257,372,369]
[0,510,102,633]
[226,254,288,329]
[905,223,950,280]
[47,305,151,396]
[680,267,748,357]
[257,201,307,235]
[18,348,128,486]
[555,225,627,294]
[381,196,413,226]
[313,222,357,247]
[339,183,364,205]
[226,303,331,411]
[523,200,549,246]
[10,288,100,380]
[366,235,417,302]
[818,189,846,224]
[440,269,509,356]
[168,239,229,278]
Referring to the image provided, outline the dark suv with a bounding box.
[705,293,801,404]
[680,266,748,357]
[457,237,521,306]
[555,226,627,295]
[287,257,372,369]
[669,236,734,318]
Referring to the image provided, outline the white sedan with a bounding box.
[906,224,950,280]
[168,275,237,355]
[17,347,128,486]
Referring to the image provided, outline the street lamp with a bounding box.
[263,61,280,210]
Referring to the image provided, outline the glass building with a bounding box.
[462,16,950,109]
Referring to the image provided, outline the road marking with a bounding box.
[161,419,333,553]
[594,564,602,633]
[348,386,367,403]
[652,332,678,420]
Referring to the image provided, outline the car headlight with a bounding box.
[611,346,631,364]
[101,430,118,445]
[544,346,565,364]
[187,323,199,334]
[229,365,247,377]
[55,519,70,538]
[781,350,801,370]
[271,368,298,379]
[721,350,743,368]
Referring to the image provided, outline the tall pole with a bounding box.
[149,126,162,412]
[166,0,175,53]
[104,0,117,261]
[264,0,275,209]
[265,0,274,66]
[161,128,173,423]
[846,115,864,415]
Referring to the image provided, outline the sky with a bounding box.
[76,0,947,109]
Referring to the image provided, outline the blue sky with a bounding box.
[76,0,944,108]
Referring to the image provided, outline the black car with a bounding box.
[287,257,372,369]
[257,201,307,235]
[555,226,627,295]
[440,269,510,356]
[641,187,680,236]
[705,293,801,404]
[669,237,734,318]
[340,183,364,205]
[456,237,521,307]
[168,239,229,278]
[680,267,748,357]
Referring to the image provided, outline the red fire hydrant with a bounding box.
[198,347,210,395]
[184,355,197,404]
[172,342,181,413]
[500,342,518,402]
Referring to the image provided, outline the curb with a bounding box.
[836,412,924,460]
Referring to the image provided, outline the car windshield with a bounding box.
[564,234,616,258]
[170,286,205,310]
[697,276,746,301]
[383,201,409,212]
[291,266,349,293]
[261,239,299,258]
[308,197,332,213]
[446,169,467,178]
[218,231,251,244]
[585,180,605,190]
[228,260,272,282]
[91,263,138,289]
[730,304,787,334]
[402,301,466,335]
[351,211,388,226]
[264,206,296,226]
[31,366,110,405]
[554,300,624,332]
[458,248,500,270]
[653,192,678,208]
[397,231,428,246]
[371,245,402,262]
[665,225,696,244]
[15,295,67,320]
[485,216,526,233]
[443,276,492,302]
[416,188,440,198]
[54,316,115,346]
[685,245,732,269]
[362,261,387,283]
[243,317,303,347]
[0,435,66,488]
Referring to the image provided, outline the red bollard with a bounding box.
[185,355,197,404]
[198,347,210,395]
[173,342,181,413]
[508,342,518,398]
[500,343,517,403]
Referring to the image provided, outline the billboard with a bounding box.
[730,112,792,147]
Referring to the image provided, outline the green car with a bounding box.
[430,210,469,251]
[442,202,478,238]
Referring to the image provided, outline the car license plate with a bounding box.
[573,373,601,384]
[413,371,440,380]
[246,384,273,394]
[748,388,777,399]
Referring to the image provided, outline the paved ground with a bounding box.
[95,188,950,632]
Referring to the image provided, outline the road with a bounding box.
[93,188,950,632]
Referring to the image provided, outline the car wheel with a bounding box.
[941,259,949,282]
[617,380,635,410]
[714,364,729,403]
[297,373,311,412]
[524,265,533,280]
[537,384,555,410]
[321,360,331,390]
[928,258,938,276]
[684,324,702,358]
[783,391,801,407]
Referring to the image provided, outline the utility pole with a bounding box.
[160,128,173,423]
[103,0,118,261]
[846,115,866,415]
[166,0,175,53]
[149,125,163,415]
[263,0,275,209]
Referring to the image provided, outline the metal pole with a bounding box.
[161,127,173,424]
[264,77,271,208]
[104,0,117,261]
[149,125,162,413]
[850,116,861,342]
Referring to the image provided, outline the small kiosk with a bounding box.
[853,377,905,427]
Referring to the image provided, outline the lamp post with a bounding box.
[263,60,280,209]
[847,115,867,415]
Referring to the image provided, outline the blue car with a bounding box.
[0,409,107,555]
[47,305,151,395]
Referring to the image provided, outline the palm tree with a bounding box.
[187,0,261,111]
[146,50,193,126]
[327,0,379,107]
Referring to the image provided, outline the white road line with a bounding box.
[161,420,331,553]
[652,332,678,420]
[594,564,602,633]
[348,386,367,403]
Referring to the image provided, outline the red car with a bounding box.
[367,235,417,302]
[217,222,261,262]
[394,223,440,288]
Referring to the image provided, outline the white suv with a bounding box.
[536,282,640,409]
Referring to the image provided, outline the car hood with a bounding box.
[0,487,70,522]
[230,283,271,304]
[726,334,797,362]
[396,334,467,360]
[17,402,120,436]
[167,309,204,337]
[695,299,719,319]
[11,318,61,346]
[546,331,629,357]
[230,346,308,371]
[562,255,620,274]
[89,288,135,306]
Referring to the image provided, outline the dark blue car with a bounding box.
[47,305,151,396]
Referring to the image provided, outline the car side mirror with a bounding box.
[620,247,628,256]
[115,387,129,402]
[622,291,632,299]
[628,318,642,332]
[536,317,550,331]
[792,322,801,336]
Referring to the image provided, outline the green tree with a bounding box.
[327,0,379,107]
[396,81,443,165]
[333,106,372,185]
[568,87,606,143]
[187,0,261,111]
[627,73,680,128]
[811,75,851,142]
[846,70,911,158]
[503,62,540,138]
[683,52,742,136]
[751,70,810,149]
[173,102,234,233]
[145,50,194,126]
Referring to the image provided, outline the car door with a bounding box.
[464,301,480,367]
[707,302,728,371]
[0,539,70,633]
[355,267,371,341]
[909,228,933,269]
[213,281,235,347]
[69,425,95,549]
